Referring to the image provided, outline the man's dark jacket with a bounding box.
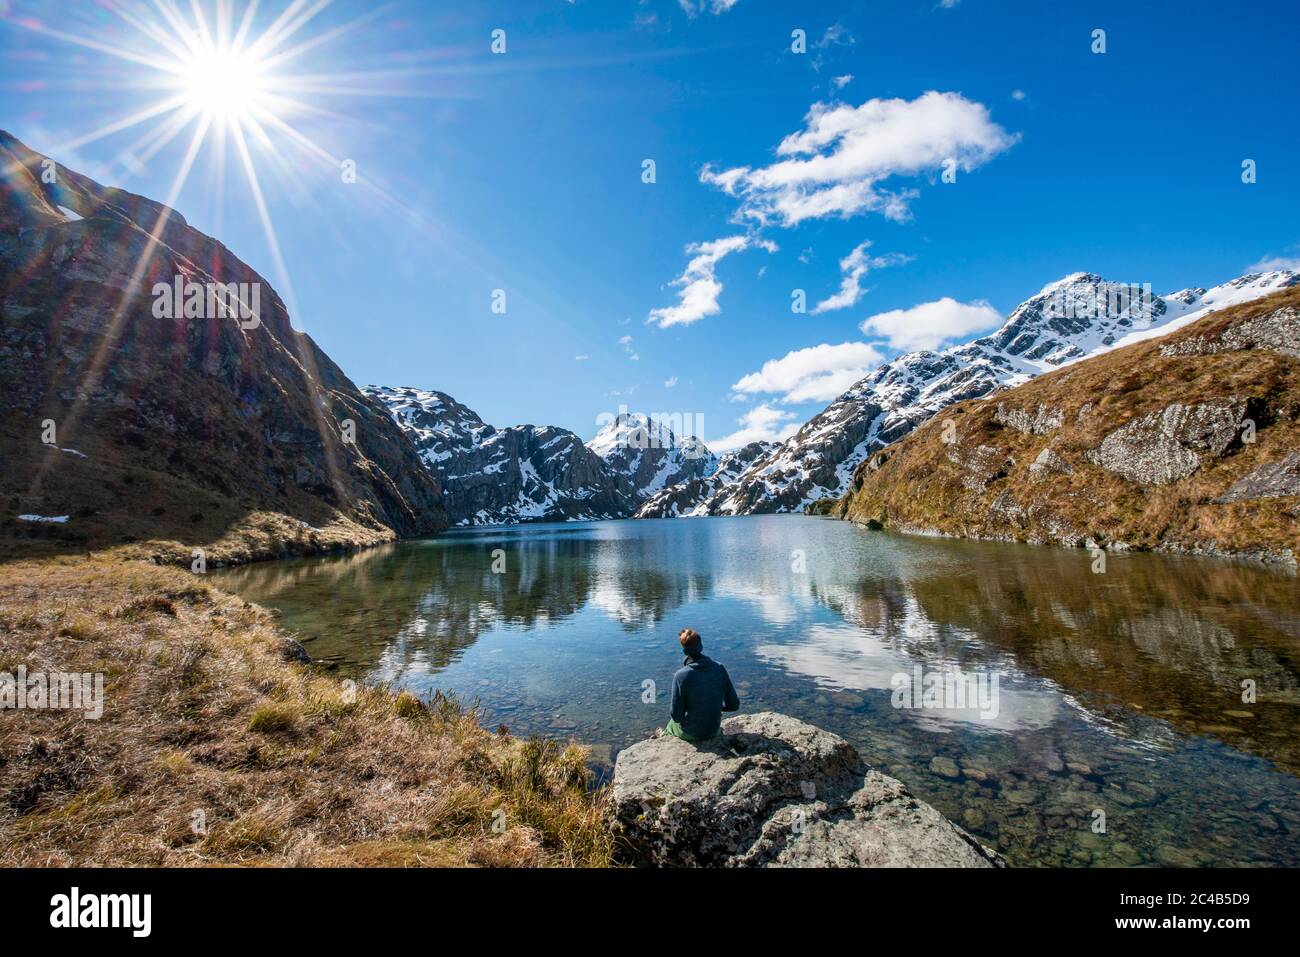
[669,654,740,740]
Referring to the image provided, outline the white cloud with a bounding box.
[619,334,640,360]
[1011,89,1026,101]
[574,354,589,361]
[832,74,854,90]
[939,0,961,8]
[817,22,854,49]
[810,23,855,72]
[813,240,910,313]
[648,234,776,328]
[700,91,1018,227]
[664,376,679,388]
[1246,253,1300,273]
[860,297,1001,351]
[679,0,741,17]
[711,404,800,452]
[732,341,886,404]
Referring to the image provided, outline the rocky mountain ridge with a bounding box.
[366,388,718,526]
[663,270,1299,518]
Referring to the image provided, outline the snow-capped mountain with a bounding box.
[588,411,717,502]
[365,386,634,525]
[365,389,719,526]
[680,270,1300,516]
[634,440,774,518]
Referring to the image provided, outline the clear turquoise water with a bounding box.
[215,515,1300,867]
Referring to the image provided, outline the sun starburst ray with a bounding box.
[9,0,519,505]
[258,4,389,72]
[243,0,328,61]
[230,0,261,51]
[2,13,186,73]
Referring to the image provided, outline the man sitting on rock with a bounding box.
[664,628,740,743]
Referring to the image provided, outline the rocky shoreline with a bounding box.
[610,711,1004,867]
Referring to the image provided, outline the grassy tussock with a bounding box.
[0,554,614,866]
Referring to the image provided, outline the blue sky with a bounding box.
[2,0,1298,449]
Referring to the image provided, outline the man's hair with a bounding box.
[679,628,703,657]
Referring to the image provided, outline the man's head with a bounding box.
[679,628,703,659]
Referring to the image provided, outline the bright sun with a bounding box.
[180,47,268,120]
[14,0,436,325]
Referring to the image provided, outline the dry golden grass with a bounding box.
[0,553,615,867]
[835,287,1300,561]
[0,498,398,568]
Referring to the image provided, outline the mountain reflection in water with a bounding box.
[216,515,1300,867]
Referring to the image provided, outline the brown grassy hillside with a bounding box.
[0,553,612,866]
[833,287,1300,563]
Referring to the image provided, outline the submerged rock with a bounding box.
[279,637,312,664]
[610,711,1004,867]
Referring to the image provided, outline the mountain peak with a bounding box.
[589,410,689,454]
[1038,271,1106,293]
[675,267,1299,518]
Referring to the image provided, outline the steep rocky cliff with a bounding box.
[831,288,1300,563]
[0,130,445,561]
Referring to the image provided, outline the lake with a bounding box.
[214,515,1300,867]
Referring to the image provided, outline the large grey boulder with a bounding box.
[995,401,1065,436]
[1086,397,1249,485]
[1215,453,1300,503]
[610,712,1004,868]
[1028,446,1073,480]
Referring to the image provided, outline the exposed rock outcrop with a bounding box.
[1214,453,1300,503]
[1159,305,1300,359]
[995,401,1064,436]
[1085,397,1249,486]
[1028,446,1073,480]
[610,711,1003,868]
